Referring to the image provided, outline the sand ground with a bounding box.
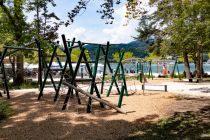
[0,79,210,139]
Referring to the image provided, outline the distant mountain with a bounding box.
[84,40,149,60]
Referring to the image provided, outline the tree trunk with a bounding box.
[36,3,40,35]
[1,1,25,85]
[14,54,24,85]
[9,56,16,82]
[200,50,204,77]
[183,49,191,79]
[196,46,202,81]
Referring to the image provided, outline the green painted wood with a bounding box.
[1,62,10,99]
[120,63,128,96]
[38,45,58,100]
[106,51,125,97]
[148,61,153,80]
[35,39,43,92]
[0,48,8,66]
[171,59,177,78]
[54,36,75,102]
[87,46,101,113]
[101,42,109,94]
[42,60,57,92]
[118,85,125,108]
[0,48,11,99]
[62,45,85,110]
[101,47,121,94]
[176,61,181,80]
[78,44,104,109]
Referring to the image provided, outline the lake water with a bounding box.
[110,63,210,75]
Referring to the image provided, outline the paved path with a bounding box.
[163,82,210,97]
[126,81,210,98]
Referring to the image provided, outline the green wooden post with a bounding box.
[51,44,63,69]
[101,47,121,94]
[87,46,101,113]
[62,45,85,110]
[38,45,58,100]
[56,56,63,68]
[138,63,142,82]
[81,67,83,78]
[79,45,104,108]
[176,61,181,80]
[54,36,75,102]
[1,62,10,99]
[0,48,8,66]
[136,62,139,74]
[120,63,128,96]
[0,48,10,99]
[42,60,57,92]
[171,59,177,78]
[150,61,153,80]
[35,39,42,92]
[142,62,144,74]
[148,61,151,78]
[118,85,125,108]
[106,51,125,97]
[139,65,143,83]
[148,61,153,80]
[101,42,109,94]
[136,62,139,80]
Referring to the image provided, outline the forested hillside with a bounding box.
[84,40,149,60]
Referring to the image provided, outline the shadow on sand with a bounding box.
[0,92,209,140]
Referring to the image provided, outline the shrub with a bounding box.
[0,101,11,121]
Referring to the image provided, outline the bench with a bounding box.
[184,78,202,82]
[142,84,167,92]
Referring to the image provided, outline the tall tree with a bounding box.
[0,0,27,84]
[135,0,210,79]
[134,14,164,57]
[26,0,60,42]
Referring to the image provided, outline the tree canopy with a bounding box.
[134,0,210,79]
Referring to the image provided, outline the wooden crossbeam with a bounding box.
[63,81,126,114]
[4,46,43,51]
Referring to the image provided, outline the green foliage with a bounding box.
[124,51,134,60]
[5,81,39,89]
[26,0,60,42]
[0,101,11,121]
[145,52,161,61]
[127,106,210,139]
[135,0,210,57]
[0,0,26,45]
[113,52,119,61]
[71,49,90,62]
[71,49,82,62]
[113,51,134,61]
[178,57,193,63]
[135,0,210,78]
[134,14,163,56]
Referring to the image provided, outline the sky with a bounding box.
[47,0,144,44]
[27,0,151,44]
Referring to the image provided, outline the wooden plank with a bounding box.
[63,81,126,114]
[142,84,167,92]
[4,46,42,51]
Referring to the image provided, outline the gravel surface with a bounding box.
[0,80,210,140]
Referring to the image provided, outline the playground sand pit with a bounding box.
[0,87,210,139]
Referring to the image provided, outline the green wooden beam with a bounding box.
[106,51,125,97]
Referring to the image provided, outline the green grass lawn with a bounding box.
[126,106,210,140]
